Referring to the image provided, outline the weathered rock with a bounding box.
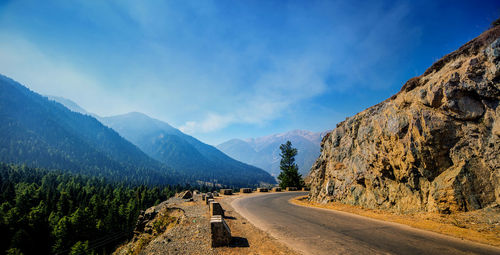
[307,26,500,214]
[257,188,269,192]
[134,201,183,235]
[240,188,252,193]
[209,201,224,217]
[177,190,192,199]
[272,187,282,192]
[220,189,233,195]
[210,215,231,247]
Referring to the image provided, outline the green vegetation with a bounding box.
[277,141,302,189]
[0,75,181,186]
[0,163,178,254]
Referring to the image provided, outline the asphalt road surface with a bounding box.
[231,192,500,255]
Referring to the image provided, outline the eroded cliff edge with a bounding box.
[307,25,500,214]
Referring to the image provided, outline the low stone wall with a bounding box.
[257,188,268,192]
[210,201,224,217]
[206,198,214,206]
[286,187,297,191]
[220,189,233,195]
[210,215,231,247]
[272,187,281,192]
[240,188,252,193]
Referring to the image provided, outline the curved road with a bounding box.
[232,192,500,255]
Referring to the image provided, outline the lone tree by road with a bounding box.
[277,141,302,189]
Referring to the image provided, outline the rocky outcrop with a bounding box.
[307,26,500,214]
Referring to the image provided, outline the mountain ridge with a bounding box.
[0,74,178,185]
[99,112,276,187]
[217,130,329,177]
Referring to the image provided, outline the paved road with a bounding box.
[232,192,500,255]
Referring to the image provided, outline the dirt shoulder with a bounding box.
[113,192,300,255]
[291,195,500,247]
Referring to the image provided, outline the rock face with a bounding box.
[307,26,500,214]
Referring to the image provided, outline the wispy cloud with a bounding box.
[0,33,132,115]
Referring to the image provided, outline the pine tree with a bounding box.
[277,141,302,189]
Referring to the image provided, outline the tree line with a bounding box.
[0,163,184,255]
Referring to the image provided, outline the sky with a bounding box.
[0,0,498,145]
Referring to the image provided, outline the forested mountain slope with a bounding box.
[0,75,178,185]
[100,113,276,187]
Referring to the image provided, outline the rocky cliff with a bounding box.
[307,25,500,214]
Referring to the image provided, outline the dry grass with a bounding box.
[291,196,500,247]
[113,211,181,255]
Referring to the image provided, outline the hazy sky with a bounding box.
[0,0,498,145]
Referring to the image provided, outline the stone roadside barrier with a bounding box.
[206,198,214,206]
[286,187,298,191]
[240,188,252,193]
[220,189,233,195]
[210,215,231,247]
[257,188,268,192]
[302,187,310,191]
[209,201,224,217]
[205,192,214,202]
[272,187,281,192]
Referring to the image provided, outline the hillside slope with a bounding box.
[0,75,176,185]
[217,130,328,177]
[100,113,276,187]
[307,26,500,213]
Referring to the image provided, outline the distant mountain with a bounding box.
[217,130,329,177]
[46,95,90,115]
[98,112,276,187]
[0,74,178,185]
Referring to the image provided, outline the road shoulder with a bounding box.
[290,195,500,248]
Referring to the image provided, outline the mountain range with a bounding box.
[98,113,276,187]
[0,74,275,187]
[0,74,176,185]
[47,96,276,187]
[217,130,328,177]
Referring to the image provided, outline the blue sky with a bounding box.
[0,0,498,145]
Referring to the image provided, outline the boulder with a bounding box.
[177,190,192,199]
[210,215,231,247]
